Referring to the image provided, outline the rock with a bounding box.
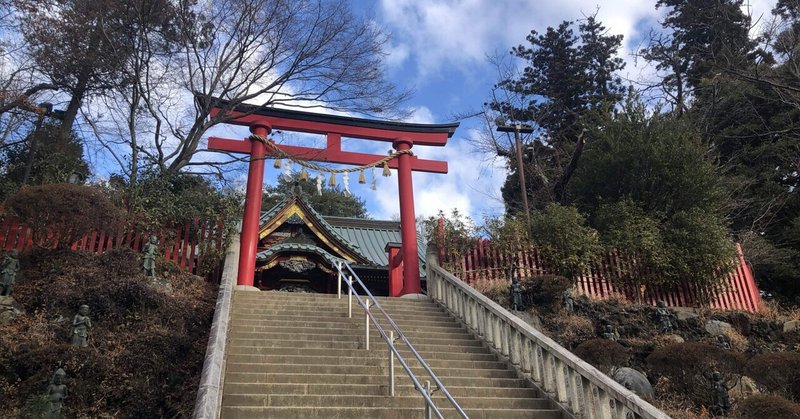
[663,334,685,343]
[705,320,733,336]
[729,312,752,336]
[784,320,800,333]
[729,376,759,400]
[612,367,654,400]
[0,296,13,307]
[675,309,699,321]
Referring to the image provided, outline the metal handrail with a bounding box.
[334,260,469,419]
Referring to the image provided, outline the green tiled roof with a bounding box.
[324,216,427,272]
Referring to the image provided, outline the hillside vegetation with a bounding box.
[0,248,216,418]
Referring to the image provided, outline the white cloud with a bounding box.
[379,0,658,79]
[404,106,435,124]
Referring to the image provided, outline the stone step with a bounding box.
[222,383,540,399]
[233,292,433,304]
[230,308,451,320]
[220,292,561,419]
[230,319,462,334]
[231,314,459,328]
[224,372,528,388]
[225,345,497,361]
[221,406,561,419]
[224,363,516,379]
[225,354,508,370]
[232,299,442,310]
[222,394,551,410]
[227,331,481,346]
[227,340,491,353]
[228,324,470,339]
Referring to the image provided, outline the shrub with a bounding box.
[424,209,478,269]
[529,204,601,281]
[734,395,800,418]
[647,343,745,407]
[746,352,800,401]
[471,278,510,306]
[573,339,631,371]
[522,275,572,307]
[550,315,595,349]
[594,200,669,283]
[6,184,123,248]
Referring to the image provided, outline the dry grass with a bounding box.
[722,328,749,352]
[759,300,800,323]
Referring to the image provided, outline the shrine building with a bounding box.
[254,194,425,296]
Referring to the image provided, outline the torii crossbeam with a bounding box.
[206,98,459,295]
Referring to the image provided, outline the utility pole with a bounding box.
[497,121,534,220]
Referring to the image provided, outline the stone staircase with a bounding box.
[221,291,564,418]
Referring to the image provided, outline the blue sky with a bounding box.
[0,1,774,222]
[211,0,776,221]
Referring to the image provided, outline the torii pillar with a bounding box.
[394,139,420,294]
[203,97,459,295]
[237,124,270,286]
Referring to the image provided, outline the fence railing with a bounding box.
[0,216,228,281]
[426,253,671,419]
[440,240,761,312]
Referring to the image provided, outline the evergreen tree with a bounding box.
[490,15,625,213]
[569,99,735,287]
[0,124,89,200]
[643,0,755,113]
[261,175,369,219]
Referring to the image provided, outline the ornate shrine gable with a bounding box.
[256,195,370,266]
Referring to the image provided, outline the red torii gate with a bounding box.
[206,99,459,295]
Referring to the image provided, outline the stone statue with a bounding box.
[562,289,574,313]
[602,324,618,341]
[70,305,91,347]
[716,334,731,350]
[655,300,675,333]
[711,371,731,416]
[45,367,67,419]
[142,236,158,277]
[1,249,20,297]
[509,267,524,311]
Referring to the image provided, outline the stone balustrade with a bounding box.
[426,255,671,419]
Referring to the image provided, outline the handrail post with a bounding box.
[424,380,432,419]
[337,261,342,299]
[389,331,395,396]
[365,299,371,350]
[348,276,353,318]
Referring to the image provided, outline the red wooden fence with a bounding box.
[440,240,762,313]
[0,216,228,282]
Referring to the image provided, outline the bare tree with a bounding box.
[93,0,410,177]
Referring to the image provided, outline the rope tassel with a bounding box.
[382,161,391,177]
[328,173,336,187]
[300,167,308,181]
[273,158,281,169]
[358,170,366,184]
